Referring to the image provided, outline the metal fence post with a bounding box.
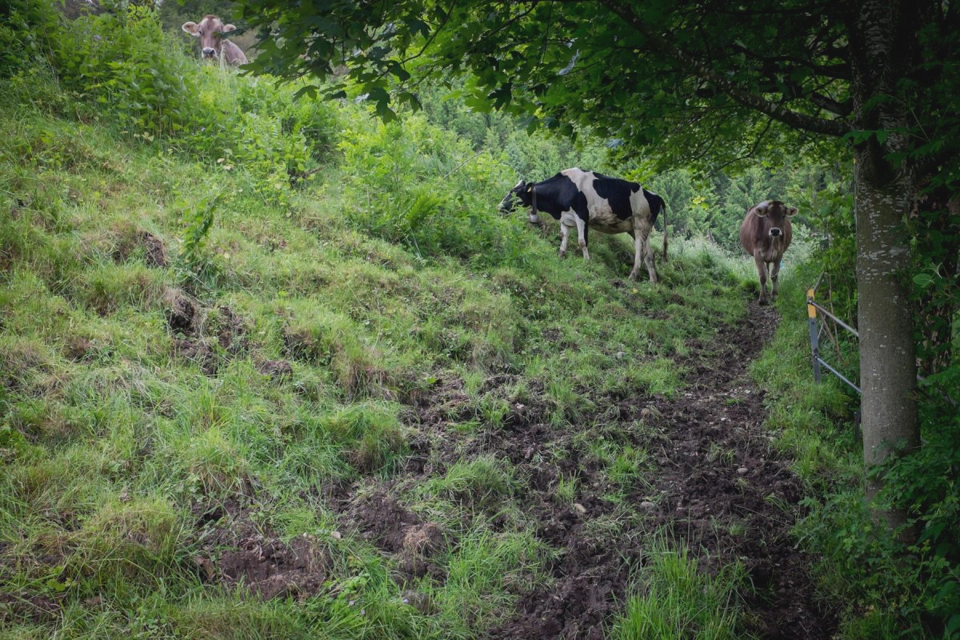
[807,288,822,384]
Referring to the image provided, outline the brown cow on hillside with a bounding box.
[182,15,248,66]
[739,200,796,305]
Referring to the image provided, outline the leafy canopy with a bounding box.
[237,0,959,177]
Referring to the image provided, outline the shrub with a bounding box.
[50,6,195,137]
[337,111,528,263]
[0,0,61,78]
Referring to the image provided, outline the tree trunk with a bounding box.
[854,146,921,534]
[849,0,924,536]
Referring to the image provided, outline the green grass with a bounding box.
[0,50,775,638]
[608,538,755,640]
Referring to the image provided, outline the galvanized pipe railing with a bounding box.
[807,275,861,395]
[807,273,957,413]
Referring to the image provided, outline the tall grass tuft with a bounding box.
[609,538,755,640]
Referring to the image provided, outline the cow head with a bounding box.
[182,15,238,61]
[498,181,539,223]
[752,200,797,238]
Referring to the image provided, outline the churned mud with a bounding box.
[168,298,834,637]
[267,299,833,639]
[482,302,835,639]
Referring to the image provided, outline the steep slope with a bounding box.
[0,81,833,639]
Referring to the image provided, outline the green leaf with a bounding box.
[948,614,960,633]
[293,84,319,100]
[913,273,934,288]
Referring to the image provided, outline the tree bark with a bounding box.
[849,0,924,534]
[853,147,921,532]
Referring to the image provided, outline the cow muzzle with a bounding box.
[202,47,217,58]
[769,227,783,237]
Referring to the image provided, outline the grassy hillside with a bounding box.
[0,50,788,637]
[6,2,959,637]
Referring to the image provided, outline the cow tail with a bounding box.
[661,198,668,263]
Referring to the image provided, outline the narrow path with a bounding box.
[490,302,836,639]
[645,302,837,639]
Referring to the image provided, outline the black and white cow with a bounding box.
[498,168,667,282]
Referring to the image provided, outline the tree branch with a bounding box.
[599,0,851,138]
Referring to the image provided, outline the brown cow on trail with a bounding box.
[739,200,796,305]
[182,15,248,66]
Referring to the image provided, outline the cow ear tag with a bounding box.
[526,185,533,193]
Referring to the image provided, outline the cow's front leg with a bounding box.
[641,229,658,283]
[769,259,782,301]
[754,253,769,304]
[559,222,572,258]
[627,230,642,280]
[575,216,590,260]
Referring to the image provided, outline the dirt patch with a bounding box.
[317,300,834,639]
[172,337,219,375]
[406,375,472,429]
[162,287,201,336]
[485,303,835,640]
[62,335,96,362]
[167,304,253,375]
[113,229,168,268]
[0,592,61,626]
[191,501,329,601]
[257,358,294,380]
[640,303,835,640]
[343,489,446,581]
[213,305,249,354]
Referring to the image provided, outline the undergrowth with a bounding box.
[752,263,960,639]
[0,3,839,639]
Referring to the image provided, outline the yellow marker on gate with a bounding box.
[807,289,821,383]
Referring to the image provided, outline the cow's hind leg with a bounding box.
[627,230,642,280]
[631,222,658,283]
[642,230,658,283]
[575,216,590,260]
[754,253,769,304]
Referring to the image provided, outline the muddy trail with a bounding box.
[476,302,836,639]
[189,299,836,639]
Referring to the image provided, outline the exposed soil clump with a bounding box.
[162,287,201,336]
[344,489,446,581]
[191,501,329,601]
[213,305,249,354]
[172,337,219,375]
[113,228,169,268]
[257,358,294,380]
